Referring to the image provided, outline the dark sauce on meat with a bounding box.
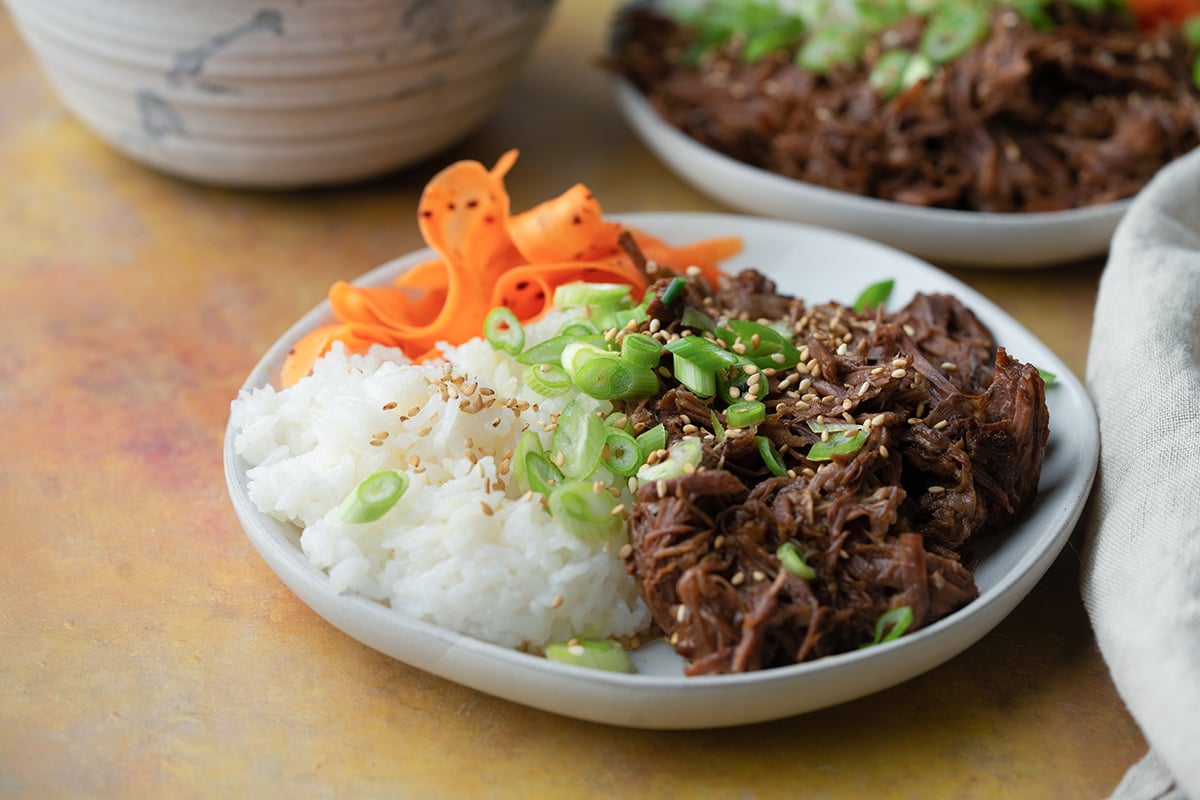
[616,269,1049,674]
[610,2,1200,212]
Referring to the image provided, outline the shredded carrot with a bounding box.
[280,150,743,386]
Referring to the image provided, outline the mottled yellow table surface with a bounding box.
[1,3,1147,798]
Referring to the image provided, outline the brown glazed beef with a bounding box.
[611,2,1200,213]
[621,272,1049,674]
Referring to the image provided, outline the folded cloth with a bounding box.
[1083,148,1200,799]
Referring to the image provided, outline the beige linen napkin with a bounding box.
[1083,148,1200,800]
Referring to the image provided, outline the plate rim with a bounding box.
[224,212,1099,727]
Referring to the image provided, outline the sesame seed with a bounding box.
[858,381,870,397]
[731,571,745,586]
[933,420,949,430]
[382,401,398,411]
[842,398,853,410]
[656,479,667,497]
[618,543,633,559]
[836,343,848,356]
[611,504,626,517]
[480,501,494,516]
[675,605,688,623]
[752,570,766,582]
[928,486,946,494]
[891,368,907,379]
[551,595,564,609]
[879,445,890,458]
[941,361,957,371]
[872,414,887,427]
[892,357,907,367]
[648,318,661,333]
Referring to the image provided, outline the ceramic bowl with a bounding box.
[5,0,557,188]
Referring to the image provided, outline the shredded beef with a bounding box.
[620,272,1049,674]
[610,3,1200,212]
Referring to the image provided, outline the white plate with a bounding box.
[614,81,1129,269]
[223,213,1099,729]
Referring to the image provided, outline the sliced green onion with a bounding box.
[525,451,564,495]
[681,305,716,333]
[574,355,659,400]
[797,23,865,73]
[853,278,895,312]
[557,317,601,338]
[861,605,914,648]
[776,541,816,580]
[742,19,803,62]
[560,340,613,380]
[524,363,573,397]
[548,480,623,540]
[756,436,789,478]
[710,410,726,443]
[717,357,756,404]
[869,49,912,99]
[545,637,635,673]
[723,320,800,368]
[856,0,907,31]
[636,424,667,463]
[512,430,543,493]
[336,470,409,523]
[807,429,869,461]
[1037,367,1057,385]
[637,437,703,483]
[1193,54,1200,92]
[665,334,740,370]
[602,427,642,477]
[854,280,892,314]
[672,353,717,397]
[620,333,663,369]
[484,307,524,355]
[516,334,578,366]
[901,52,935,89]
[601,298,649,332]
[726,400,766,427]
[550,397,607,480]
[660,276,687,305]
[553,281,632,309]
[920,6,987,64]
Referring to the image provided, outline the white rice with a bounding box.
[229,313,651,650]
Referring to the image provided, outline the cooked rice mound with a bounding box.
[230,323,650,650]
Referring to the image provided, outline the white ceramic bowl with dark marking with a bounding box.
[5,0,557,188]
